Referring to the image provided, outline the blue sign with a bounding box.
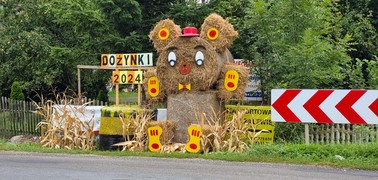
[245,91,262,98]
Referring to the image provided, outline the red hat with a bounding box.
[180,27,200,37]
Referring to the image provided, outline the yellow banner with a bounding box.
[226,105,274,143]
[100,106,152,135]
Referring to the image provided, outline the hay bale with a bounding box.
[149,19,182,54]
[167,91,224,143]
[193,124,213,152]
[147,120,175,145]
[200,13,238,53]
[156,37,219,95]
[143,69,166,103]
[217,62,249,100]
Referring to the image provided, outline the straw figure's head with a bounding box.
[144,13,247,102]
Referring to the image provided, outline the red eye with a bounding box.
[207,28,219,40]
[158,28,170,40]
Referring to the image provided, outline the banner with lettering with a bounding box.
[226,105,275,143]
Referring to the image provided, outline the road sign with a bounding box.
[271,89,378,124]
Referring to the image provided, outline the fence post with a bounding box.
[305,124,309,144]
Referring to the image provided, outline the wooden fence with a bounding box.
[0,96,42,136]
[309,124,378,144]
[0,96,110,137]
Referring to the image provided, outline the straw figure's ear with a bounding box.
[200,13,238,53]
[149,19,182,54]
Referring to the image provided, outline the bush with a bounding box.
[274,123,304,143]
[96,90,108,102]
[10,81,25,101]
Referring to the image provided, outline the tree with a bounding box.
[10,81,24,100]
[236,0,357,103]
[337,0,378,61]
[0,0,143,100]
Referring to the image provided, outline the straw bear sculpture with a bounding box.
[143,13,248,143]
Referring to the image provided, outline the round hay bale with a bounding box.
[149,19,182,54]
[217,62,249,100]
[156,37,219,95]
[143,69,166,103]
[200,13,238,53]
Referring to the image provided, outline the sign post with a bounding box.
[77,52,154,106]
[115,67,119,105]
[101,53,153,106]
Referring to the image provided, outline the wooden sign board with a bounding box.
[101,53,153,67]
[112,71,143,84]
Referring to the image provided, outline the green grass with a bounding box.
[108,91,138,97]
[1,140,377,170]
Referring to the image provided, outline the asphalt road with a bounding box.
[1,151,377,180]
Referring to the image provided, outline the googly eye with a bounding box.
[168,51,176,67]
[195,51,204,66]
[207,28,219,40]
[158,28,170,40]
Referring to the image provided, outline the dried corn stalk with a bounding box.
[223,110,249,152]
[33,91,96,150]
[196,109,228,153]
[159,143,186,153]
[118,110,152,152]
[197,107,269,153]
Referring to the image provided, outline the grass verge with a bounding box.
[108,91,138,97]
[1,140,377,171]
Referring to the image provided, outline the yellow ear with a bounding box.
[149,19,182,54]
[200,13,238,53]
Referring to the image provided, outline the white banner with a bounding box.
[52,105,104,133]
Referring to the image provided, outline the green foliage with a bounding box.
[366,57,378,89]
[10,81,24,100]
[96,90,108,102]
[274,123,304,143]
[0,0,377,103]
[229,0,378,103]
[165,0,211,28]
[337,0,378,60]
[0,0,144,99]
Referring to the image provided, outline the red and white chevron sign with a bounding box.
[271,89,378,124]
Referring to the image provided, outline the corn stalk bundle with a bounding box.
[159,143,186,153]
[33,92,95,150]
[118,110,152,152]
[198,108,268,153]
